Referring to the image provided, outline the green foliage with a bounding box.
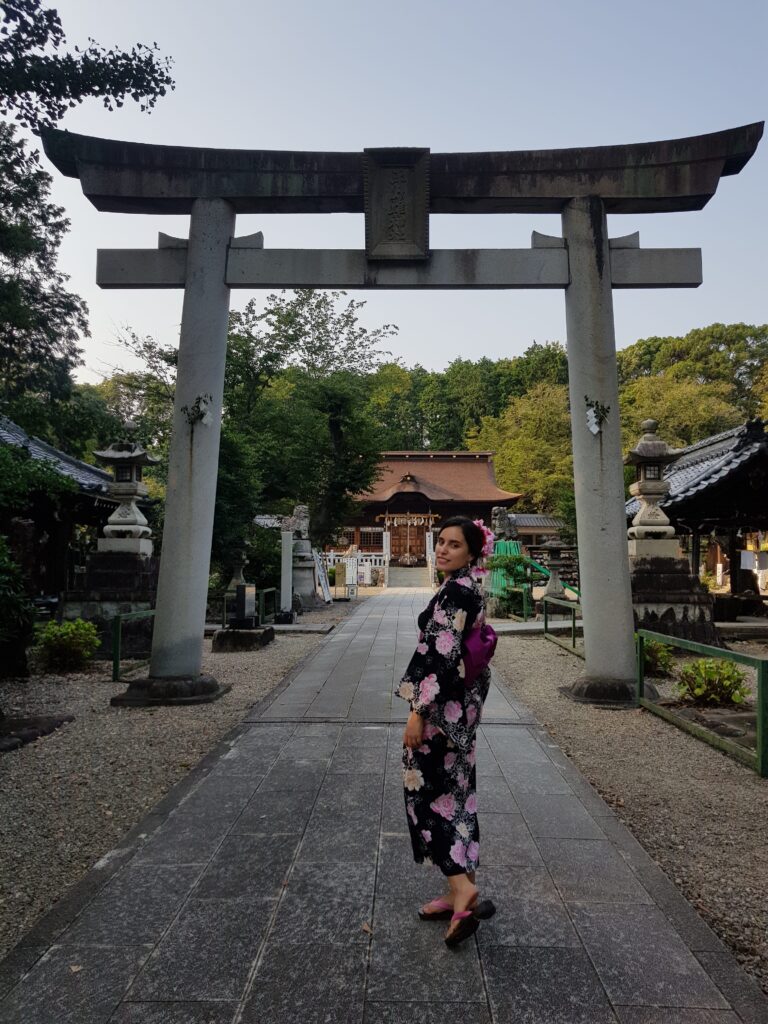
[639,637,674,677]
[0,442,75,518]
[34,617,100,671]
[0,0,174,131]
[0,121,86,406]
[617,323,768,420]
[0,536,34,676]
[327,566,336,585]
[619,375,742,448]
[676,658,750,706]
[470,381,573,513]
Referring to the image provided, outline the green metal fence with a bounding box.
[637,629,768,778]
[112,610,155,682]
[542,595,583,657]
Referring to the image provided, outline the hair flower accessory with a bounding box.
[473,519,496,558]
[471,519,495,577]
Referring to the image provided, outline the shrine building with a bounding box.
[338,451,520,565]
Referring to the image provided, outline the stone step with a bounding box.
[387,567,433,588]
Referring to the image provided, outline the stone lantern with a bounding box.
[625,420,682,551]
[93,430,160,558]
[540,536,567,598]
[624,420,718,644]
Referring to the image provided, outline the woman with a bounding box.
[397,516,494,948]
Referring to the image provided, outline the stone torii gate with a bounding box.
[42,123,763,705]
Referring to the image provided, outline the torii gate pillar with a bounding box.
[562,197,636,696]
[149,198,235,687]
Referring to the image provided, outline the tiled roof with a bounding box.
[360,451,521,504]
[511,514,565,529]
[0,416,113,494]
[626,420,768,518]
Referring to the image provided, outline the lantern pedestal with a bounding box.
[624,422,720,646]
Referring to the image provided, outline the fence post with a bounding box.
[757,659,768,778]
[636,633,645,703]
[112,615,122,682]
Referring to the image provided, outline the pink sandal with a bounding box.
[418,898,453,921]
[445,909,479,948]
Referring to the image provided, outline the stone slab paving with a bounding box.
[2,589,767,1023]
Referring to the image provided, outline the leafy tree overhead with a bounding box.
[469,381,574,517]
[0,121,86,407]
[0,0,174,131]
[617,323,768,419]
[619,375,743,449]
[0,1,175,454]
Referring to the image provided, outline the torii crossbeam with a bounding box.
[42,123,763,705]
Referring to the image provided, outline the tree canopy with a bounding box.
[0,0,174,131]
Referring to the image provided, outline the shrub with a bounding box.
[35,619,100,672]
[327,567,336,585]
[639,636,674,677]
[0,538,35,677]
[676,658,750,706]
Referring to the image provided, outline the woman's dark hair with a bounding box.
[437,516,485,563]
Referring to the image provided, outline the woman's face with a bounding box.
[435,526,472,575]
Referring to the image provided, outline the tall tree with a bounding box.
[617,323,768,419]
[469,381,574,516]
[0,121,85,407]
[0,0,174,446]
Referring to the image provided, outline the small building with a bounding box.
[625,419,768,599]
[506,513,567,552]
[0,416,117,597]
[339,451,520,565]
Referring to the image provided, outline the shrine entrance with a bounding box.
[383,514,438,565]
[42,123,763,704]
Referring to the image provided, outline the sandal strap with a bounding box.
[424,898,453,911]
[451,910,474,921]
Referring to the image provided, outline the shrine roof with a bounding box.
[511,515,566,530]
[0,417,113,494]
[360,451,520,504]
[41,123,763,215]
[626,420,768,519]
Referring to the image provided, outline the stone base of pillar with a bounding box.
[110,674,231,707]
[562,676,648,705]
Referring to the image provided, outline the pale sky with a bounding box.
[35,0,768,382]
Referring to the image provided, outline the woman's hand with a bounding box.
[403,711,424,749]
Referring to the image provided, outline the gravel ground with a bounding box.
[0,595,368,960]
[492,636,768,995]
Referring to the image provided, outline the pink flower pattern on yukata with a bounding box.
[444,701,463,723]
[430,792,457,820]
[418,675,440,704]
[449,840,467,867]
[396,565,491,876]
[435,630,456,656]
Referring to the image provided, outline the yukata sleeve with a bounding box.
[395,578,481,717]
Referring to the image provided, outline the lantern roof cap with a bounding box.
[624,420,684,467]
[93,440,160,466]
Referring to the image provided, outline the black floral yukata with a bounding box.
[396,565,491,876]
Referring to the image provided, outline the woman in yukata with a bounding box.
[397,516,496,948]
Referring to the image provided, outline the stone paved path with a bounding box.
[1,589,767,1023]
